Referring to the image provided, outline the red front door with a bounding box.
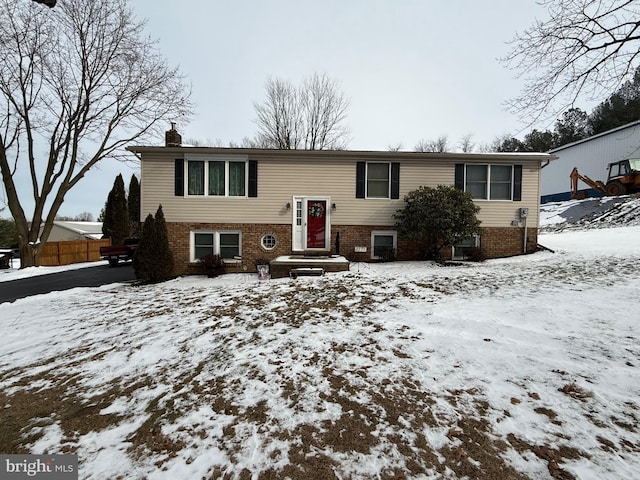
[306,200,327,249]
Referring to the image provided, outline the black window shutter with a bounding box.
[356,162,365,198]
[248,160,258,197]
[513,164,522,201]
[174,159,184,196]
[454,163,464,191]
[391,163,400,199]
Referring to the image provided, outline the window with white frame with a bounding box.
[187,157,247,197]
[452,235,480,260]
[366,163,391,198]
[261,234,277,250]
[371,231,397,259]
[465,165,513,200]
[191,231,241,261]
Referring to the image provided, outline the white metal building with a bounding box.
[541,120,640,203]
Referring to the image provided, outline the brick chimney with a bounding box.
[165,122,182,147]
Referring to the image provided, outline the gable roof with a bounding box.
[53,221,104,240]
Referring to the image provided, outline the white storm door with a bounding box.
[292,197,304,251]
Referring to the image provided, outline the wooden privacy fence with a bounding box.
[39,238,111,266]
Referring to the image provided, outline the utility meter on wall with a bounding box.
[519,208,529,218]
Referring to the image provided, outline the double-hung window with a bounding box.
[186,156,247,197]
[367,163,391,198]
[356,162,400,199]
[465,165,513,200]
[191,231,241,261]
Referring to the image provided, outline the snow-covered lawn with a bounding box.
[1,200,640,479]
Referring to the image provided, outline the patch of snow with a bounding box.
[2,199,640,478]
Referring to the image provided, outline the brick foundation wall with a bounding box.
[166,222,293,276]
[480,227,538,258]
[166,222,539,275]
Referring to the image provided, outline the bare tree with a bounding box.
[254,73,350,150]
[414,136,449,153]
[0,0,192,267]
[76,212,94,222]
[228,136,270,148]
[477,135,514,153]
[503,0,640,123]
[300,73,350,150]
[55,212,94,221]
[184,138,224,147]
[458,134,475,153]
[387,143,404,152]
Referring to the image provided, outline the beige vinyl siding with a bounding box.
[140,151,542,229]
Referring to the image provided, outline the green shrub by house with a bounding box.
[394,185,481,261]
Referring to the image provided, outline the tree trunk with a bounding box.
[17,241,41,268]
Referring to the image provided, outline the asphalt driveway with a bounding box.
[0,263,136,304]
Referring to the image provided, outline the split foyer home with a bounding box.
[127,128,554,276]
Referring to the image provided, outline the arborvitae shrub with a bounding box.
[128,174,141,236]
[102,174,129,246]
[133,213,154,281]
[153,205,174,281]
[133,206,174,282]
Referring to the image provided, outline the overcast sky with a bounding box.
[40,1,557,219]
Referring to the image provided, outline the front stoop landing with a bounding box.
[270,255,350,279]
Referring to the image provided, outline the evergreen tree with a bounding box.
[589,67,640,134]
[554,108,589,146]
[102,174,129,245]
[97,205,106,222]
[133,206,174,282]
[523,129,557,152]
[0,218,18,248]
[394,185,481,260]
[153,205,174,281]
[128,174,141,236]
[133,213,155,282]
[497,136,527,152]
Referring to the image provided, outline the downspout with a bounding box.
[523,215,527,254]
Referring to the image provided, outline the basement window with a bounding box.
[371,231,397,260]
[452,235,480,260]
[261,234,277,250]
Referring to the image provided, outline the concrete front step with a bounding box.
[269,255,350,279]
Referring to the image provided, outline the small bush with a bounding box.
[466,247,486,262]
[377,247,396,262]
[200,254,224,278]
[254,257,270,268]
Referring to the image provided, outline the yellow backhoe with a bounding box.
[570,159,640,199]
